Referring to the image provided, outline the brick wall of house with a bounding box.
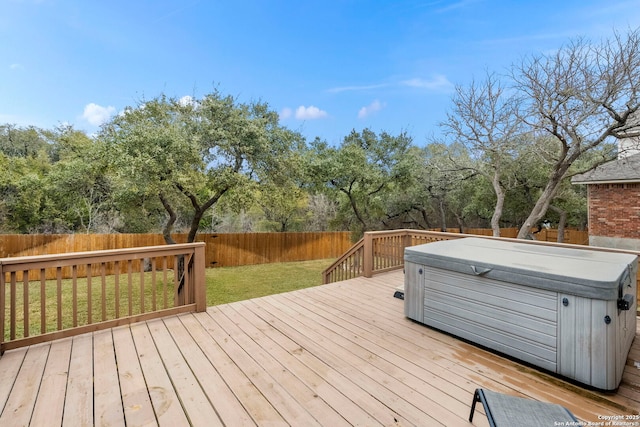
[588,183,640,238]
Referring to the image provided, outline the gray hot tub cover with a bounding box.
[404,237,637,300]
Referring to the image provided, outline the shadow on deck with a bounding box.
[0,270,638,426]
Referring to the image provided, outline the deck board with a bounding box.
[129,322,189,427]
[93,329,125,427]
[147,317,224,427]
[0,346,26,415]
[163,315,255,427]
[0,270,639,426]
[30,338,72,426]
[62,333,94,427]
[112,326,156,427]
[0,344,48,426]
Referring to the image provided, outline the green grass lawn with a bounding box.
[206,258,334,306]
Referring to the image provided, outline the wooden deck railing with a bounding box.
[0,242,206,354]
[322,229,640,311]
[321,237,365,284]
[322,230,465,284]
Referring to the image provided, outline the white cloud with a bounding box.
[327,83,389,93]
[435,0,481,13]
[9,63,23,70]
[402,75,454,92]
[327,75,453,95]
[279,107,293,120]
[82,103,116,126]
[358,100,385,119]
[295,105,328,120]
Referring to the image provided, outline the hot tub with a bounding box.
[404,237,637,390]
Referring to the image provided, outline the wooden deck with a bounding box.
[0,270,638,426]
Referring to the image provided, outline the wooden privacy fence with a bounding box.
[0,232,353,275]
[0,242,206,353]
[202,232,352,267]
[437,227,589,245]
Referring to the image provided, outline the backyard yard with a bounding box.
[206,258,334,306]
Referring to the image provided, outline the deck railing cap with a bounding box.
[0,242,205,266]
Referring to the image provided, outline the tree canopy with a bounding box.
[100,91,304,243]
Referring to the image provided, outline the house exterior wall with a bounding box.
[588,183,640,250]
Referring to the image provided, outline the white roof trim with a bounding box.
[575,179,640,185]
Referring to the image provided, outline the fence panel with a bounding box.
[457,228,588,244]
[0,232,353,273]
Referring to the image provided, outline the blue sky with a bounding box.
[2,0,640,145]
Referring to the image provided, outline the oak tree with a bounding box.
[100,91,302,243]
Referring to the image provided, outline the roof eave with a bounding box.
[572,178,640,185]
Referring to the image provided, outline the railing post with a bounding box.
[403,230,412,255]
[0,263,4,356]
[363,232,373,278]
[194,243,206,312]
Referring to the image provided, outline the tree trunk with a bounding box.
[438,198,447,232]
[159,192,177,245]
[183,186,228,244]
[420,208,432,229]
[453,211,465,233]
[490,170,504,237]
[516,171,564,239]
[343,189,368,233]
[549,205,567,243]
[187,208,205,243]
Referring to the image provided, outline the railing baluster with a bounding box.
[72,265,78,327]
[151,258,157,312]
[162,257,168,309]
[385,235,390,266]
[56,267,62,331]
[101,263,107,321]
[127,260,133,316]
[185,254,191,304]
[114,261,120,319]
[174,255,179,306]
[40,269,46,334]
[10,272,16,340]
[23,270,29,338]
[87,264,92,325]
[140,258,145,314]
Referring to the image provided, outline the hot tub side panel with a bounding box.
[421,265,558,372]
[404,261,424,323]
[557,260,638,390]
[557,295,618,390]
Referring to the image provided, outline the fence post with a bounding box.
[194,243,207,312]
[363,232,373,278]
